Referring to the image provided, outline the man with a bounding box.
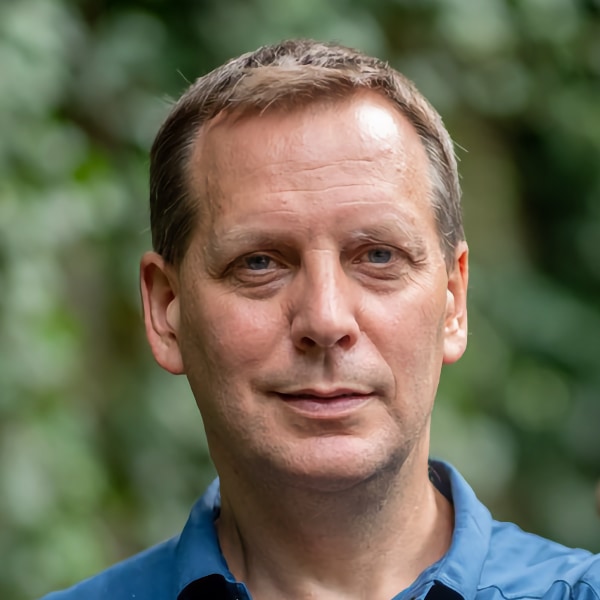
[43,39,599,600]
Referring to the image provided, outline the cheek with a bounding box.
[363,286,447,374]
[182,292,284,375]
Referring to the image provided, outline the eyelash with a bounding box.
[226,253,287,284]
[242,254,280,271]
[227,244,408,279]
[352,246,400,265]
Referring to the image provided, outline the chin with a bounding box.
[266,434,410,493]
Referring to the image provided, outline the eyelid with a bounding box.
[229,251,288,276]
[351,244,403,262]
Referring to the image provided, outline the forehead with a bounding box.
[186,91,433,227]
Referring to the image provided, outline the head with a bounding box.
[149,39,463,271]
[141,40,468,493]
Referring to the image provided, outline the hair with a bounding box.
[149,39,464,268]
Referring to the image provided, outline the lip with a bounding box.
[274,388,375,417]
[276,385,375,398]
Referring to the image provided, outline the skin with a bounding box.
[141,90,469,599]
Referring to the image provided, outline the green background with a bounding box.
[1,0,599,597]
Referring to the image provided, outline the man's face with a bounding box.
[141,91,468,491]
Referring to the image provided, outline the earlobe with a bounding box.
[140,251,185,375]
[443,242,469,365]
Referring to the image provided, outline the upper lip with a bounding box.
[275,388,374,399]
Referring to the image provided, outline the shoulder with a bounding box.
[39,480,228,600]
[480,520,600,599]
[432,460,600,599]
[39,536,179,600]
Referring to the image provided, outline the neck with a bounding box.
[216,456,454,600]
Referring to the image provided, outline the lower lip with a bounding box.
[276,394,373,417]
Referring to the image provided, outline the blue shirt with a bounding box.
[41,461,600,599]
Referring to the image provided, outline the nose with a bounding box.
[290,256,360,352]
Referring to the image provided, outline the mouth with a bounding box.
[274,388,375,417]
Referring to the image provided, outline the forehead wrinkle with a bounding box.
[261,156,378,172]
[200,112,401,177]
[213,158,389,195]
[188,100,423,208]
[260,183,394,197]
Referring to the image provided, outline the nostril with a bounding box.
[298,333,355,351]
[300,337,316,348]
[335,334,356,350]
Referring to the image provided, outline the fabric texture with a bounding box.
[40,461,600,600]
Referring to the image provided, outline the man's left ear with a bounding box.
[443,241,469,365]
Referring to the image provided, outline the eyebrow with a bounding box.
[345,224,427,251]
[204,221,428,262]
[204,228,294,263]
[339,221,432,264]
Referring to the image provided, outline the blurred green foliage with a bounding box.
[1,0,599,597]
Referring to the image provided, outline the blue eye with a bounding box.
[367,248,392,263]
[244,255,273,270]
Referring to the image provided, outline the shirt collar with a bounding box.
[175,479,240,597]
[420,460,493,599]
[173,461,493,599]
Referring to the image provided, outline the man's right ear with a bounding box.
[140,251,185,375]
